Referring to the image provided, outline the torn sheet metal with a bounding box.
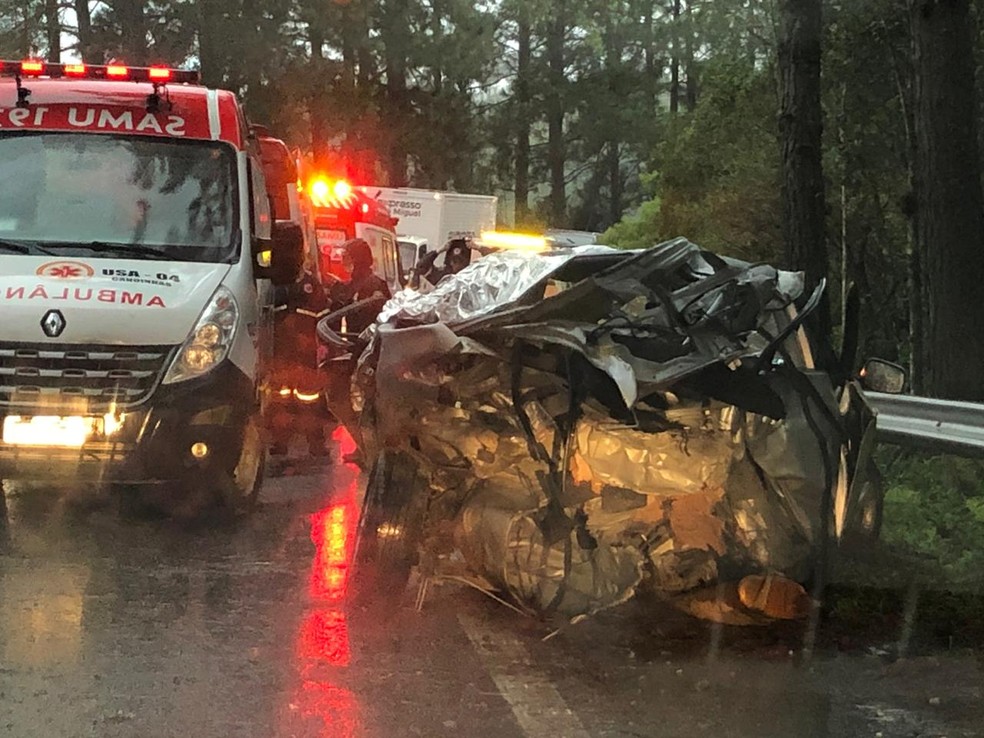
[571,406,736,497]
[339,238,876,621]
[457,479,646,617]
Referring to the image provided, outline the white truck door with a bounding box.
[355,225,396,288]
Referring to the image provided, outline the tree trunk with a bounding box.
[607,141,622,225]
[605,12,622,224]
[197,2,223,87]
[340,5,357,91]
[514,8,532,226]
[382,0,409,186]
[356,2,373,91]
[118,0,147,65]
[777,0,830,337]
[431,0,444,95]
[45,0,60,62]
[75,0,93,61]
[670,0,681,114]
[643,1,657,114]
[890,38,924,391]
[684,4,698,111]
[309,23,331,164]
[909,0,984,400]
[546,0,567,225]
[18,4,30,58]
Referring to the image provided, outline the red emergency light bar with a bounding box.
[309,177,358,209]
[0,60,200,84]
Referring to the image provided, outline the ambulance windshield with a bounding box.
[0,132,238,263]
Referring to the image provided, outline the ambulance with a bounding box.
[0,60,304,516]
[302,172,404,294]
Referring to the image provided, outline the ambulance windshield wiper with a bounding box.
[45,241,181,261]
[0,238,54,256]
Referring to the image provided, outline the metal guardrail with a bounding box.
[867,391,984,456]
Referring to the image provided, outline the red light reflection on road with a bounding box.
[288,681,360,738]
[309,427,360,602]
[331,424,358,460]
[298,609,351,667]
[285,424,365,737]
[309,492,357,601]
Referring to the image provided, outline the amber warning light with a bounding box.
[0,60,200,84]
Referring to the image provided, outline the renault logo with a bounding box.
[41,310,66,338]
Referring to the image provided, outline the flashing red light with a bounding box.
[310,178,331,203]
[333,180,353,200]
[1,59,200,84]
[308,176,358,209]
[20,60,44,75]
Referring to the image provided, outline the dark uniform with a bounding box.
[321,240,392,456]
[325,272,391,335]
[416,238,472,287]
[270,268,331,457]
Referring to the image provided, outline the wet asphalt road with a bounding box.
[1,430,981,738]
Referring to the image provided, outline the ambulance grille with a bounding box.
[0,343,174,409]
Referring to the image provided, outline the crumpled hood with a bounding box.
[0,256,231,345]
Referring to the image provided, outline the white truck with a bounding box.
[0,60,304,518]
[357,187,497,275]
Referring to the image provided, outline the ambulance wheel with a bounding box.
[215,414,267,517]
[350,450,427,610]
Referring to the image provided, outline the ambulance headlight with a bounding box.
[163,286,238,384]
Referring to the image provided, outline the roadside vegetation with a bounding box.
[879,452,984,587]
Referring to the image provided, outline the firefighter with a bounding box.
[325,238,391,333]
[322,238,391,463]
[269,260,331,458]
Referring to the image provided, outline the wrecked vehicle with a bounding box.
[319,238,884,623]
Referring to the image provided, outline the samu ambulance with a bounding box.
[0,60,303,516]
[301,170,404,295]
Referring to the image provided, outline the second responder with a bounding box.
[321,238,391,462]
[325,238,391,333]
[269,261,331,458]
[415,237,473,287]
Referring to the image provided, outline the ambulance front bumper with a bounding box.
[0,362,254,484]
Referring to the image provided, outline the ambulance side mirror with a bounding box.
[256,221,304,286]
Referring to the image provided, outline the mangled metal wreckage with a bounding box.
[326,239,881,623]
